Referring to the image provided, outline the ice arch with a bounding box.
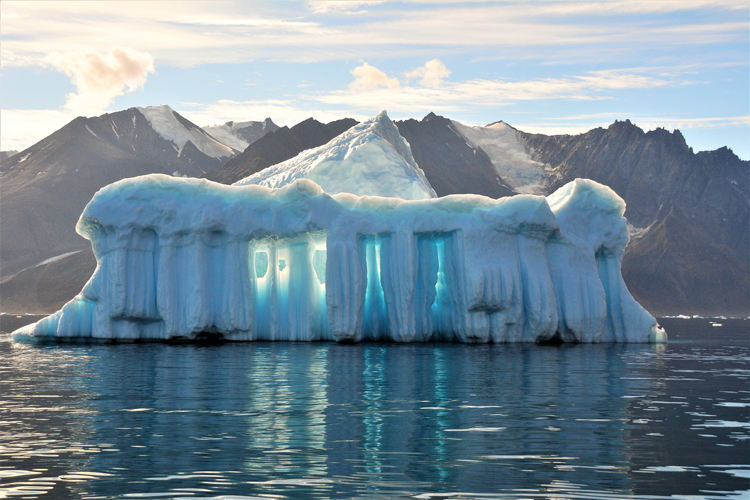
[13,175,666,343]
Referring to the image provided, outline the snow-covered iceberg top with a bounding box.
[234,110,436,200]
[13,175,665,344]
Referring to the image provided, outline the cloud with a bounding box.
[315,67,674,114]
[45,47,155,116]
[306,1,383,15]
[2,2,746,67]
[405,59,451,87]
[349,62,400,91]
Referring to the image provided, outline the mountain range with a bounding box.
[1,105,747,317]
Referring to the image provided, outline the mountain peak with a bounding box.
[485,120,517,132]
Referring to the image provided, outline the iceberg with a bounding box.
[12,174,666,344]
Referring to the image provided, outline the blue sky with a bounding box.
[2,0,748,159]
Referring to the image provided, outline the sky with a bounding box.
[1,0,748,159]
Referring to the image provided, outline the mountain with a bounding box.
[395,113,515,198]
[0,105,238,282]
[517,121,749,316]
[0,151,18,161]
[235,111,436,200]
[202,118,280,151]
[204,117,359,184]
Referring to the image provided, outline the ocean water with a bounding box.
[0,317,747,499]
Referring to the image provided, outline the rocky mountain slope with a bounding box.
[518,121,749,316]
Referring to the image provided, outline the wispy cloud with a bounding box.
[45,47,154,116]
[1,1,746,67]
[312,63,675,114]
[306,1,383,15]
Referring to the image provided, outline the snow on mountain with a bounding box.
[234,111,436,200]
[451,120,547,194]
[136,105,237,159]
[202,118,279,152]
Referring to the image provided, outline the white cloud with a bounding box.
[306,1,383,15]
[46,47,154,116]
[405,59,451,87]
[349,62,400,91]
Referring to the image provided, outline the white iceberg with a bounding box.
[12,174,666,344]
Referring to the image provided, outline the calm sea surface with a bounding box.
[0,317,748,499]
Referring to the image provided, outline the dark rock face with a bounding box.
[0,151,18,161]
[0,108,232,281]
[395,113,515,198]
[205,118,358,185]
[518,121,749,316]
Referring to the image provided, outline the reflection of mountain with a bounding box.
[77,343,654,496]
